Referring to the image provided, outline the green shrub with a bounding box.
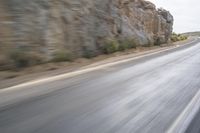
[118,43,126,51]
[0,55,13,70]
[118,38,136,51]
[52,50,74,62]
[171,36,178,42]
[9,50,43,68]
[154,38,161,46]
[82,49,96,59]
[171,32,188,42]
[179,36,188,41]
[102,38,137,54]
[103,39,119,54]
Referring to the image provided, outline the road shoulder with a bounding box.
[0,38,197,89]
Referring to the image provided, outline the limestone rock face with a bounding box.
[0,0,173,60]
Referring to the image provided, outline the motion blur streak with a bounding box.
[1,41,200,133]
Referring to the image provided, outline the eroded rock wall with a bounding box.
[0,0,173,60]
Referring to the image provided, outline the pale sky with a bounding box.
[148,0,200,33]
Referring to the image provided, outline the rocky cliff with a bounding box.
[0,0,173,66]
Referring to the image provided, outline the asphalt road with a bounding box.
[185,107,200,133]
[1,40,200,133]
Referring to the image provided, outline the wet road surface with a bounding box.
[1,40,200,133]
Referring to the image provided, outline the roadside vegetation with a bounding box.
[102,38,137,54]
[171,32,188,42]
[0,34,189,71]
[0,38,138,71]
[10,50,43,68]
[82,47,97,59]
[52,50,74,62]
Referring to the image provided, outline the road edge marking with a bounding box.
[167,88,200,133]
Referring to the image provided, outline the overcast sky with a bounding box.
[148,0,200,33]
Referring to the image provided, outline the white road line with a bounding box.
[167,88,200,133]
[0,39,197,92]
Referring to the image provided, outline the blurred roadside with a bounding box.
[0,38,194,89]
